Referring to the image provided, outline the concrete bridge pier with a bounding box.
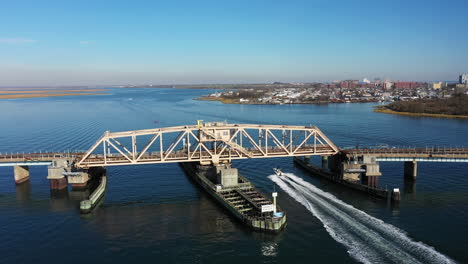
[362,159,381,188]
[14,165,30,184]
[404,161,417,180]
[362,155,382,188]
[48,167,68,190]
[47,159,69,190]
[362,174,379,189]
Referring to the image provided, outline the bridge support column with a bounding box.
[47,159,70,190]
[47,167,68,190]
[14,165,30,184]
[49,176,68,190]
[363,175,379,188]
[363,162,381,188]
[404,161,417,180]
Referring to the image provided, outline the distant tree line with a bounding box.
[385,94,468,115]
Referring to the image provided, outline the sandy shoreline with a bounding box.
[195,97,241,104]
[0,88,109,99]
[0,93,109,99]
[0,89,106,94]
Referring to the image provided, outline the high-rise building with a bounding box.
[459,74,468,84]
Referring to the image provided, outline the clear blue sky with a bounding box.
[0,0,467,86]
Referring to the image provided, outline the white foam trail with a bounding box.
[269,173,456,264]
[270,174,381,263]
[284,174,454,263]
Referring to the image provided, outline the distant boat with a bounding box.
[273,167,283,176]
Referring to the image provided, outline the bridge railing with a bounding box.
[0,151,84,161]
[343,146,468,156]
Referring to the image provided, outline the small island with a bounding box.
[374,94,468,119]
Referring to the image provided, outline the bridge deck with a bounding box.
[343,148,468,159]
[0,145,337,167]
[83,145,336,167]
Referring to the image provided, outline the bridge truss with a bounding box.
[76,122,339,168]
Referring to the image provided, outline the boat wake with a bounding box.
[269,173,455,264]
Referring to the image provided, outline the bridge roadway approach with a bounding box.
[325,147,468,188]
[342,148,468,162]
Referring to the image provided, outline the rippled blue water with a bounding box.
[0,88,467,263]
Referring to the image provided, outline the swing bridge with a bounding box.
[75,121,340,167]
[0,122,339,168]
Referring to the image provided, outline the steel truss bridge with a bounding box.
[75,122,339,168]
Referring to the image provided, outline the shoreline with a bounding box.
[374,107,468,119]
[0,93,110,100]
[0,88,110,100]
[194,96,376,105]
[194,97,241,104]
[0,89,107,94]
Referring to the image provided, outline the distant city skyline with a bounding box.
[0,0,467,86]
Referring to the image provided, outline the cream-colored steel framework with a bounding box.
[76,122,339,168]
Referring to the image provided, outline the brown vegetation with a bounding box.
[0,93,109,99]
[194,97,240,104]
[376,94,468,117]
[0,89,106,94]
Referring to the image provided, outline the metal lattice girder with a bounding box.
[75,122,340,168]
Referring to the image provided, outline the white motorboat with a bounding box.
[273,167,283,176]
